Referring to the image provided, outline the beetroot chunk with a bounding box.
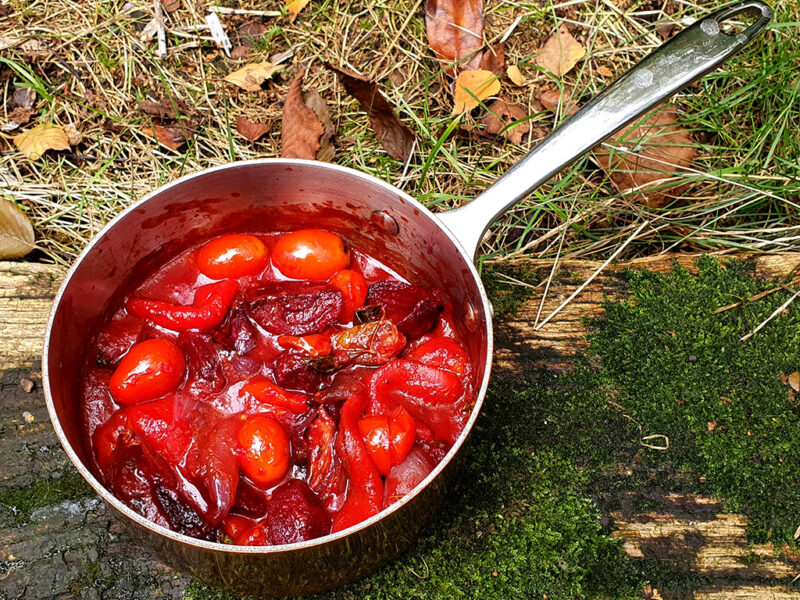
[212,303,257,356]
[177,331,225,394]
[272,350,322,394]
[248,282,343,336]
[364,281,442,339]
[266,479,331,544]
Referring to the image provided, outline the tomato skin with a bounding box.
[358,406,416,476]
[197,234,268,279]
[272,230,350,281]
[109,339,185,405]
[239,377,309,414]
[328,269,367,322]
[237,415,290,486]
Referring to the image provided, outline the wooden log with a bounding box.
[1,255,799,599]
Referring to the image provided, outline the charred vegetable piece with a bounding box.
[155,486,215,540]
[331,320,406,366]
[127,280,239,332]
[248,282,343,336]
[311,369,369,406]
[272,229,350,281]
[266,479,331,544]
[196,234,269,280]
[272,350,323,393]
[363,281,442,339]
[307,408,347,513]
[109,339,186,405]
[178,331,225,394]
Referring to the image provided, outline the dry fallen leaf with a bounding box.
[304,91,336,162]
[13,123,70,160]
[63,124,82,146]
[506,64,526,86]
[147,123,190,151]
[596,65,613,78]
[0,197,35,259]
[788,371,800,392]
[453,69,500,114]
[281,71,324,160]
[326,64,416,163]
[12,87,36,110]
[2,107,31,132]
[224,61,282,92]
[162,0,181,12]
[479,42,505,75]
[595,104,696,208]
[140,98,177,119]
[538,88,579,116]
[481,98,529,144]
[286,0,311,18]
[236,20,267,47]
[425,0,484,72]
[535,24,586,77]
[236,115,271,143]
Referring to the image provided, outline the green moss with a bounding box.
[0,472,93,526]
[480,263,541,317]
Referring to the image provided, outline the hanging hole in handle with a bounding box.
[711,1,773,38]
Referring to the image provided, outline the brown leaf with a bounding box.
[534,24,586,77]
[286,0,311,18]
[594,104,696,208]
[13,123,70,160]
[281,71,324,160]
[425,0,484,72]
[12,87,36,110]
[596,65,613,78]
[236,115,271,143]
[326,64,415,162]
[3,107,31,131]
[230,46,250,60]
[0,197,35,259]
[224,61,282,92]
[506,64,526,86]
[303,91,336,162]
[147,123,189,151]
[479,43,505,75]
[481,98,529,144]
[162,0,181,13]
[236,20,267,46]
[453,69,500,114]
[789,371,800,392]
[139,98,177,119]
[707,421,717,432]
[538,88,579,116]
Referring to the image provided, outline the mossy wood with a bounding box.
[1,255,798,599]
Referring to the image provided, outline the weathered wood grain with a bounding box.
[1,255,799,599]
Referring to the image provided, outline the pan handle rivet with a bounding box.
[371,210,400,235]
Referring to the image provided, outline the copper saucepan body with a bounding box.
[42,3,771,595]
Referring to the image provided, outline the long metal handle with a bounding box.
[436,0,773,258]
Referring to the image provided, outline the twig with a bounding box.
[154,0,167,58]
[740,287,800,342]
[714,281,798,314]
[208,6,281,17]
[535,220,649,330]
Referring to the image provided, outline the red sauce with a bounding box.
[80,230,474,545]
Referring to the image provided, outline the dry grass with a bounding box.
[0,0,798,266]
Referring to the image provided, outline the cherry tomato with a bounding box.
[272,229,350,281]
[240,377,309,414]
[237,415,290,486]
[328,269,367,322]
[109,339,185,405]
[222,514,253,541]
[358,406,416,476]
[196,234,268,279]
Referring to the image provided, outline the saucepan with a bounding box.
[43,2,771,595]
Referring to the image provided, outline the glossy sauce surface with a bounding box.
[80,231,474,545]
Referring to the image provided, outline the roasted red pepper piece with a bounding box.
[307,407,347,513]
[358,406,415,476]
[92,409,135,475]
[266,479,331,544]
[384,447,435,506]
[406,336,470,377]
[277,334,332,357]
[369,360,466,445]
[247,282,343,336]
[363,280,442,339]
[332,391,383,532]
[331,320,406,366]
[127,280,239,331]
[328,269,368,323]
[240,377,309,414]
[126,397,193,465]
